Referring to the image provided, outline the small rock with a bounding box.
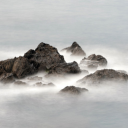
[79,54,107,71]
[60,86,88,95]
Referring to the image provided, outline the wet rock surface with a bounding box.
[77,69,128,85]
[62,42,86,56]
[60,86,88,95]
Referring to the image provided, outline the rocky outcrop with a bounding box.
[79,54,107,71]
[77,69,128,85]
[62,42,86,56]
[24,42,65,69]
[60,86,88,95]
[46,61,81,77]
[0,42,65,82]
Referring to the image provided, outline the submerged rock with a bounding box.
[46,61,81,77]
[60,86,88,95]
[62,42,86,56]
[77,69,128,85]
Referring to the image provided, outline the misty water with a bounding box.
[1,0,128,128]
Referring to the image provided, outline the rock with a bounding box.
[79,54,107,71]
[79,58,98,71]
[24,42,65,69]
[46,61,81,77]
[62,42,86,56]
[27,76,42,81]
[12,56,37,78]
[34,82,55,87]
[14,81,27,86]
[77,69,128,85]
[87,54,107,67]
[60,86,88,95]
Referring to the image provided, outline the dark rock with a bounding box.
[60,86,88,95]
[62,42,86,56]
[27,76,42,81]
[34,82,55,87]
[12,56,37,78]
[24,42,65,69]
[46,61,81,77]
[77,69,128,85]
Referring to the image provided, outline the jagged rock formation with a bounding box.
[24,42,65,69]
[77,69,128,85]
[0,42,65,81]
[62,42,86,56]
[60,86,88,95]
